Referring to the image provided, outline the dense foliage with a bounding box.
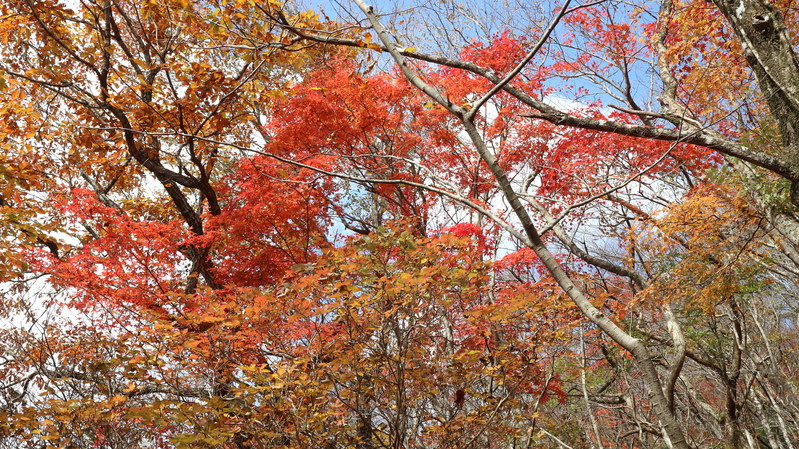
[0,0,798,447]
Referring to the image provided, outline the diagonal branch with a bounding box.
[465,0,572,120]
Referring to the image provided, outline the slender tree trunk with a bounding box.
[353,2,693,446]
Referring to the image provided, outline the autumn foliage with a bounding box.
[1,0,799,448]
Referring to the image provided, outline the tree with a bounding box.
[237,225,568,449]
[262,0,799,446]
[0,0,336,446]
[0,1,570,447]
[1,0,799,447]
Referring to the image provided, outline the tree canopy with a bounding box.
[0,0,798,447]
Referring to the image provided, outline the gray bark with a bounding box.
[351,1,694,446]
